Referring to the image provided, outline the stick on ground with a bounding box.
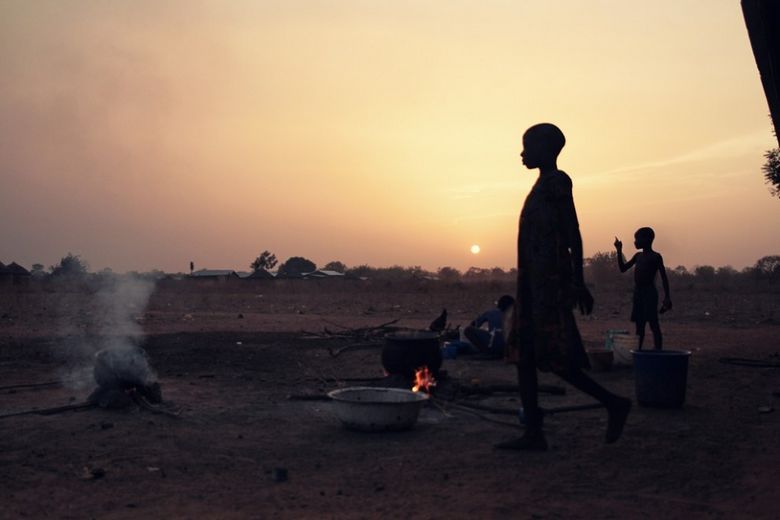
[0,402,95,420]
[0,381,61,392]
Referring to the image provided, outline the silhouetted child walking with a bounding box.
[497,123,631,451]
[614,228,672,350]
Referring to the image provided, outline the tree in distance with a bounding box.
[754,255,780,282]
[693,265,716,283]
[323,261,347,273]
[585,251,622,287]
[763,148,780,198]
[277,256,316,278]
[251,251,278,272]
[50,253,88,277]
[437,266,461,282]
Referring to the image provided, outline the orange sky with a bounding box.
[1,1,778,273]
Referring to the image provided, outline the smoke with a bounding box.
[94,275,155,343]
[58,274,156,391]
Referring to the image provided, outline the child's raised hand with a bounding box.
[613,237,622,250]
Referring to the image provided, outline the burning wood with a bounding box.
[87,346,162,409]
[412,366,436,393]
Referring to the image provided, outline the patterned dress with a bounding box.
[506,170,589,373]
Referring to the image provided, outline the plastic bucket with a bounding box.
[631,350,691,407]
[604,329,630,350]
[612,334,638,366]
[441,342,458,360]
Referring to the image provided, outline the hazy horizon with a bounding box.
[2,1,779,274]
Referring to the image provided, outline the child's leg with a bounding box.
[554,367,631,444]
[649,320,663,350]
[496,351,548,450]
[556,367,621,407]
[636,320,646,350]
[516,360,542,432]
[463,326,491,353]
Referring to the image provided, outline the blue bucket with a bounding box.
[441,342,459,360]
[632,350,691,407]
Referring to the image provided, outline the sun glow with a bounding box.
[470,244,481,255]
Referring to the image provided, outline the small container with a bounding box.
[605,329,630,350]
[612,334,638,366]
[442,342,458,360]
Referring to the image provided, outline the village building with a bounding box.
[302,269,346,279]
[245,268,276,280]
[0,262,31,286]
[190,269,240,282]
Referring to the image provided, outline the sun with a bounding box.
[470,244,481,254]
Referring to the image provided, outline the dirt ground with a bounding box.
[0,282,778,519]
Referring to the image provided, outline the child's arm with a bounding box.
[614,237,635,272]
[658,254,672,309]
[556,175,593,315]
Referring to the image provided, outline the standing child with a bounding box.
[498,123,631,451]
[614,228,672,350]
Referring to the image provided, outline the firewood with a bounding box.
[327,342,384,357]
[0,381,61,392]
[131,394,181,418]
[0,402,95,419]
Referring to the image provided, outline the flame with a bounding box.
[412,366,436,393]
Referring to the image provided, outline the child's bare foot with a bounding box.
[606,397,631,444]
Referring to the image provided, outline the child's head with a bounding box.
[496,294,515,312]
[634,227,655,249]
[521,123,565,169]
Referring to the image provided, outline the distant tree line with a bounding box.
[585,252,780,289]
[22,251,780,288]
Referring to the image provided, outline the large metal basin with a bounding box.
[328,386,429,432]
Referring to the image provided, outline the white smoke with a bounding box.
[58,274,156,391]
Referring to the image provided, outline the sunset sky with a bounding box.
[1,1,778,273]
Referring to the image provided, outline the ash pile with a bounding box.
[87,346,162,410]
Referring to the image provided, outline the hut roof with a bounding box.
[191,269,238,278]
[247,268,276,280]
[303,269,345,279]
[4,262,30,276]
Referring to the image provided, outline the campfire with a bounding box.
[87,346,163,410]
[412,366,436,393]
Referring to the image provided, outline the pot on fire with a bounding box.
[382,330,442,378]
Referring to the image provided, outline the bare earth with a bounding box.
[0,281,778,519]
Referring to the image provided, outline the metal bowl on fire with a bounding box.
[327,386,429,432]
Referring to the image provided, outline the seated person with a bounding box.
[463,295,515,357]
